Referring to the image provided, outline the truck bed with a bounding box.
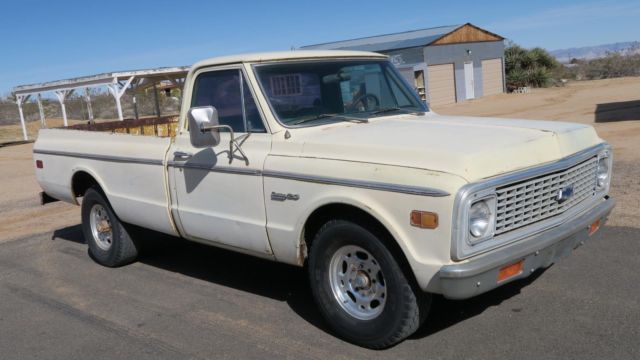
[64,116,179,137]
[34,120,178,236]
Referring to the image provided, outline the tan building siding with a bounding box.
[427,63,456,106]
[481,58,504,96]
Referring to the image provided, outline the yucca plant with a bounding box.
[506,67,527,88]
[529,47,559,69]
[505,44,558,90]
[504,45,527,73]
[527,67,552,88]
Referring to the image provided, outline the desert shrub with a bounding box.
[554,53,640,81]
[505,44,558,89]
[582,53,640,79]
[526,67,552,88]
[505,67,527,88]
[529,47,557,69]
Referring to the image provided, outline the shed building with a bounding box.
[301,23,505,107]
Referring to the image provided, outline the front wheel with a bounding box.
[308,220,430,349]
[81,186,139,267]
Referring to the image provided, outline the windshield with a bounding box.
[253,60,428,126]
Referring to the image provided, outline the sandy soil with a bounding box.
[1,77,638,243]
[0,143,79,243]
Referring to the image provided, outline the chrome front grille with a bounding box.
[494,157,598,235]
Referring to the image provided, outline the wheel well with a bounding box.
[71,171,100,198]
[303,203,417,284]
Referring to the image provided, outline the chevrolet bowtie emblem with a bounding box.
[556,184,574,203]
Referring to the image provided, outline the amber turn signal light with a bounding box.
[589,219,601,236]
[497,260,524,282]
[410,211,438,229]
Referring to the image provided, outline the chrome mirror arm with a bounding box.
[199,124,250,165]
[230,135,250,166]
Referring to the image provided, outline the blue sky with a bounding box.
[1,0,638,95]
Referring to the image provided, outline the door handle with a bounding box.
[173,151,192,161]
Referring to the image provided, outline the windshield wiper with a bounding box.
[370,107,424,117]
[292,113,368,125]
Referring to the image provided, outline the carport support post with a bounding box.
[132,95,139,120]
[107,76,135,121]
[130,78,141,121]
[16,94,29,140]
[54,89,73,127]
[168,77,185,97]
[36,94,46,128]
[84,88,94,123]
[153,82,161,118]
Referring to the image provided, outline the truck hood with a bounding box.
[279,113,602,181]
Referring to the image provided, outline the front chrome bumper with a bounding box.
[438,196,615,300]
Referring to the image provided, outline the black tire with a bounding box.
[81,186,139,267]
[308,219,430,349]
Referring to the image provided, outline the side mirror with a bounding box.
[188,106,221,148]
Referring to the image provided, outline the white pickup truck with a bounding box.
[34,50,615,348]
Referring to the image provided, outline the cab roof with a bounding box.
[190,50,387,70]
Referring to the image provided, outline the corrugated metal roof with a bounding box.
[13,66,190,95]
[300,24,463,52]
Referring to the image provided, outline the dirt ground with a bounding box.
[0,143,79,243]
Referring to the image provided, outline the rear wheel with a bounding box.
[81,186,139,267]
[308,219,430,349]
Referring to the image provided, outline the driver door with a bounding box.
[168,66,273,256]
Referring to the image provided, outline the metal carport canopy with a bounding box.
[11,66,189,140]
[12,66,189,95]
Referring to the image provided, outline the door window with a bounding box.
[191,69,266,133]
[242,75,266,133]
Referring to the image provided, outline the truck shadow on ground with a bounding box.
[53,224,545,341]
[595,100,640,122]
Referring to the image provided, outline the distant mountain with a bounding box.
[550,41,640,62]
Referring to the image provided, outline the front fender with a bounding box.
[263,156,467,291]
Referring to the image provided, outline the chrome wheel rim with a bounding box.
[329,245,387,320]
[89,204,113,251]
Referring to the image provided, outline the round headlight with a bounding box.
[469,200,492,238]
[597,157,609,188]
